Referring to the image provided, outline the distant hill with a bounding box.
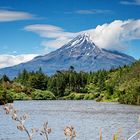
[0,33,136,78]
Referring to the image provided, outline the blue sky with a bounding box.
[0,0,140,68]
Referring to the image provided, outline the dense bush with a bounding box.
[0,90,13,104]
[31,90,56,100]
[13,92,30,100]
[84,93,96,100]
[62,93,85,100]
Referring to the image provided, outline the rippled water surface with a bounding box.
[0,100,140,140]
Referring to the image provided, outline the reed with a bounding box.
[3,103,51,140]
[64,125,76,140]
[99,129,102,140]
[3,103,76,140]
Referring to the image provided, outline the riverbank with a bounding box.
[0,89,119,103]
[0,90,121,105]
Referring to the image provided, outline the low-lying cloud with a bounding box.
[0,54,38,68]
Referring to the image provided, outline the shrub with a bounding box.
[13,92,30,100]
[84,93,96,100]
[64,88,71,96]
[73,93,85,100]
[63,93,85,100]
[0,90,13,104]
[12,83,23,93]
[31,90,56,100]
[80,87,88,93]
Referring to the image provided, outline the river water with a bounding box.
[0,100,140,140]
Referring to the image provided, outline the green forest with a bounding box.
[0,60,140,105]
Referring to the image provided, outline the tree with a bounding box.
[16,69,29,86]
[29,72,48,90]
[69,66,75,72]
[1,75,10,82]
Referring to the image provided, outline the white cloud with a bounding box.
[0,54,38,68]
[24,24,75,38]
[24,24,77,52]
[24,19,140,52]
[41,36,72,47]
[120,0,140,5]
[25,24,63,33]
[75,9,111,14]
[84,19,140,49]
[0,10,34,22]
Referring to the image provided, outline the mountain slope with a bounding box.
[0,33,136,78]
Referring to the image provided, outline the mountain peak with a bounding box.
[79,32,90,38]
[75,32,92,44]
[58,33,101,57]
[62,32,96,50]
[80,32,90,37]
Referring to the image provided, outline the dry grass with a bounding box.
[3,103,52,140]
[64,125,76,140]
[3,103,76,140]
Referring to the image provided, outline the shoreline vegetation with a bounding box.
[0,60,140,105]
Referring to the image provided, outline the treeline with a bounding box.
[15,66,88,97]
[0,61,140,105]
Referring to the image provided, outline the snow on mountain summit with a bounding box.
[58,33,102,57]
[64,33,95,48]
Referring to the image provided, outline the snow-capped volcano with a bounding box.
[57,33,101,58]
[0,33,136,78]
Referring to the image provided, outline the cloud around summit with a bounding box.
[24,19,140,52]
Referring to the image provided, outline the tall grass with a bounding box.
[3,103,76,140]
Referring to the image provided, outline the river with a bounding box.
[0,100,140,140]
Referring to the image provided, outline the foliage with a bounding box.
[84,93,97,100]
[0,89,13,104]
[62,93,85,100]
[0,60,140,105]
[31,90,56,100]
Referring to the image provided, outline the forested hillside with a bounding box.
[0,60,140,105]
